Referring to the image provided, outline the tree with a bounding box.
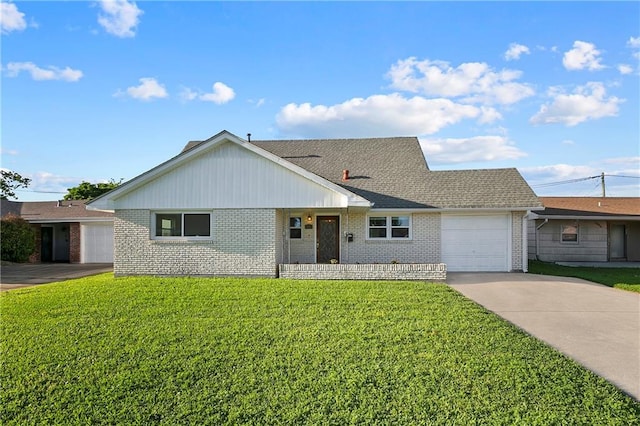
[1,170,31,200]
[64,179,122,201]
[1,214,36,262]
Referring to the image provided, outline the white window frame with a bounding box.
[151,211,213,240]
[366,214,412,240]
[560,224,579,244]
[289,216,302,239]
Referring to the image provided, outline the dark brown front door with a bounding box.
[316,216,340,263]
[41,227,53,262]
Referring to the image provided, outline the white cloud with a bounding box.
[617,64,633,75]
[627,36,640,61]
[1,1,26,34]
[180,82,236,104]
[4,62,83,81]
[561,139,575,145]
[419,136,527,164]
[26,171,81,195]
[520,163,599,184]
[179,87,198,101]
[199,82,236,104]
[603,156,640,166]
[530,82,622,126]
[250,98,266,107]
[116,77,168,101]
[0,147,19,156]
[504,43,530,61]
[276,93,497,139]
[98,0,143,38]
[562,41,605,71]
[387,57,534,105]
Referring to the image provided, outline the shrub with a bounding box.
[1,214,36,262]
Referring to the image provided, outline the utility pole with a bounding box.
[601,172,606,197]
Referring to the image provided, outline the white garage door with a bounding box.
[441,214,510,272]
[81,223,114,263]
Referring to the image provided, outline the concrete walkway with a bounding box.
[448,273,640,401]
[0,263,113,291]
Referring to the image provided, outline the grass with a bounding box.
[1,274,639,425]
[529,260,640,293]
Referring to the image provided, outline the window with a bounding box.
[368,215,411,239]
[154,213,211,238]
[561,224,578,243]
[289,217,302,239]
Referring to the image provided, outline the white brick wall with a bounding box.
[114,209,277,277]
[115,208,526,276]
[280,263,447,281]
[279,211,441,265]
[343,212,441,264]
[511,211,525,271]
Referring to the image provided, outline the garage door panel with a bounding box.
[442,215,510,272]
[81,223,114,263]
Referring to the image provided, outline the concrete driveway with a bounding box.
[0,263,113,291]
[448,272,640,401]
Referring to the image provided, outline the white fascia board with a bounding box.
[440,207,542,213]
[372,207,540,214]
[27,217,114,224]
[88,130,372,210]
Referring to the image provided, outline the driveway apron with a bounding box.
[0,263,113,291]
[448,272,640,401]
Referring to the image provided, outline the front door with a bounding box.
[41,227,53,262]
[316,216,340,263]
[610,224,626,260]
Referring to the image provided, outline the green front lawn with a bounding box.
[529,260,640,293]
[2,275,638,424]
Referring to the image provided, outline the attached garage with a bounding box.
[441,214,511,272]
[81,222,114,263]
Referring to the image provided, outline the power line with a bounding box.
[532,175,599,188]
[532,173,640,188]
[606,174,640,179]
[15,189,66,194]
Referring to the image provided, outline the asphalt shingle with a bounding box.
[184,135,541,209]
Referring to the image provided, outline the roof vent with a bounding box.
[342,169,349,181]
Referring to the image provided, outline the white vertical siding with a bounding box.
[114,142,348,209]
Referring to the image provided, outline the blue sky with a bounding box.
[2,1,639,201]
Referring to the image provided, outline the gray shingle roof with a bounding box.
[421,169,542,209]
[184,135,541,209]
[1,199,113,221]
[253,137,433,208]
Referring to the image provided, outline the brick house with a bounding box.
[1,199,114,263]
[88,130,541,277]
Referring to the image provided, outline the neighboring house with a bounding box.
[1,199,114,263]
[87,130,541,277]
[528,197,640,263]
